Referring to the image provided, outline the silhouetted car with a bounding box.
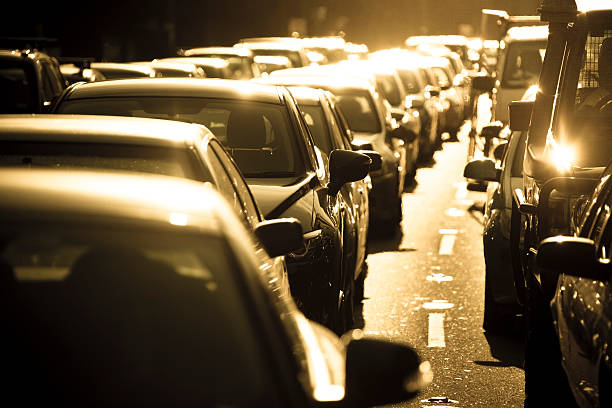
[287,85,378,318]
[157,57,237,79]
[0,48,67,113]
[536,160,612,407]
[53,78,371,334]
[257,74,408,235]
[0,167,432,407]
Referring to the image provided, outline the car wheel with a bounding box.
[523,287,576,407]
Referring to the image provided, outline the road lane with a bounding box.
[363,126,525,407]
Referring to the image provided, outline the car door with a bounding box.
[558,189,612,401]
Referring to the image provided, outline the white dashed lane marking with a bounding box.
[428,313,446,348]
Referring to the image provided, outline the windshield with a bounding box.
[397,69,422,94]
[58,97,305,178]
[1,224,281,406]
[333,90,382,134]
[0,61,37,113]
[501,40,546,89]
[375,73,402,106]
[565,29,612,167]
[0,141,203,179]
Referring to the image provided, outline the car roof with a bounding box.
[259,73,374,93]
[0,114,212,147]
[90,62,154,75]
[0,167,227,234]
[158,57,230,68]
[0,48,51,61]
[505,25,549,42]
[405,35,469,47]
[236,41,304,52]
[63,78,285,104]
[184,47,253,57]
[286,86,326,105]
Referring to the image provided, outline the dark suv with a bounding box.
[0,48,66,113]
[511,1,612,405]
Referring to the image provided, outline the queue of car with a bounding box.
[12,11,612,404]
[462,1,612,407]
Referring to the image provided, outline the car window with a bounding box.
[1,224,282,406]
[0,62,37,113]
[375,73,402,106]
[202,144,244,220]
[209,139,261,228]
[398,69,421,94]
[57,97,305,178]
[334,90,382,134]
[0,141,202,179]
[301,104,333,154]
[501,40,546,88]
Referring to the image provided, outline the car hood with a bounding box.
[248,174,316,231]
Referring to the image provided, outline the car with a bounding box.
[286,85,379,311]
[179,46,260,79]
[235,39,311,70]
[463,87,538,333]
[0,167,432,407]
[369,49,442,161]
[157,56,240,79]
[301,36,348,64]
[0,48,67,113]
[58,57,107,84]
[256,74,408,235]
[53,78,372,334]
[471,25,548,125]
[405,34,476,71]
[511,1,612,405]
[536,160,612,407]
[0,114,292,295]
[89,62,155,79]
[148,60,207,78]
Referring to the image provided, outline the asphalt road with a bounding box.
[360,125,526,407]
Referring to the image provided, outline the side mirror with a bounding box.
[390,126,417,143]
[536,236,609,280]
[357,150,382,172]
[493,141,508,162]
[343,333,432,407]
[254,218,303,258]
[481,122,504,140]
[327,150,371,195]
[424,85,440,97]
[463,158,500,182]
[471,74,495,92]
[508,100,534,131]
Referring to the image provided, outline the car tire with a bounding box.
[523,286,576,407]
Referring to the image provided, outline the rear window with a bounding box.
[0,224,281,406]
[501,40,546,89]
[57,97,305,178]
[0,141,203,180]
[0,61,37,113]
[333,90,382,134]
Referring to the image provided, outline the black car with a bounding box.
[53,78,371,334]
[536,160,612,407]
[0,48,67,113]
[0,167,431,407]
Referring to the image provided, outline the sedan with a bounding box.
[0,114,290,296]
[0,167,431,407]
[53,78,372,334]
